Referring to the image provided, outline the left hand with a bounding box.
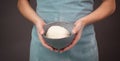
[59,20,86,53]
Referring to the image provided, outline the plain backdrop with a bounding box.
[0,0,120,61]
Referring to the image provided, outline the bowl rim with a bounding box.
[42,21,75,40]
[42,33,74,40]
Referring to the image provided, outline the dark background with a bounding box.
[0,0,120,61]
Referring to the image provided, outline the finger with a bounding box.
[63,45,73,52]
[37,32,54,51]
[54,49,59,52]
[72,24,81,34]
[59,44,73,53]
[59,49,65,53]
[59,51,63,53]
[72,31,81,44]
[40,28,45,35]
[59,48,69,53]
[61,31,82,52]
[38,27,45,35]
[43,42,54,51]
[41,23,47,34]
[60,27,83,53]
[42,42,54,51]
[45,45,54,51]
[37,23,45,35]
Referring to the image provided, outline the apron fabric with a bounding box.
[30,0,99,61]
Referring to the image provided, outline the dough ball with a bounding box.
[46,26,70,39]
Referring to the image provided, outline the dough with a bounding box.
[46,26,70,39]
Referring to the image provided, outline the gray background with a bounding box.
[0,0,120,61]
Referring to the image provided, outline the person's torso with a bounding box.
[30,1,98,60]
[36,0,94,23]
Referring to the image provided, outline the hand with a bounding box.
[59,20,85,53]
[35,21,54,51]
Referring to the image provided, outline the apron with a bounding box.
[30,0,99,61]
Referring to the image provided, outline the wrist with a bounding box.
[76,19,87,28]
[34,20,45,26]
[78,17,89,27]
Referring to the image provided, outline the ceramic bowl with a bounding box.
[42,21,75,50]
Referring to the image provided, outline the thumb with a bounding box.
[72,25,79,34]
[37,26,45,35]
[40,28,45,35]
[40,23,46,35]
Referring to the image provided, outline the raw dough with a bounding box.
[46,26,70,39]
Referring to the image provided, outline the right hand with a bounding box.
[35,21,54,51]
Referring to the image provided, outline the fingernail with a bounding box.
[50,48,53,51]
[72,30,76,34]
[60,51,63,53]
[41,31,44,35]
[55,50,58,52]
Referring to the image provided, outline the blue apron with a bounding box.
[30,0,99,61]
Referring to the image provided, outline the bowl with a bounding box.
[42,21,75,50]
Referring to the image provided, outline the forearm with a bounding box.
[17,0,44,24]
[79,0,116,26]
